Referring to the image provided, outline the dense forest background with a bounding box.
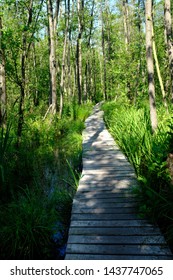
[1,0,173,259]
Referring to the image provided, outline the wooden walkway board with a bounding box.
[65,103,173,260]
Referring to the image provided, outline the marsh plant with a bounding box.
[103,101,173,248]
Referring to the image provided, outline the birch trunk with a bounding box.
[47,0,60,114]
[152,24,167,109]
[122,0,130,50]
[76,0,84,105]
[101,2,107,101]
[164,0,173,99]
[0,16,6,126]
[145,0,158,133]
[59,0,70,118]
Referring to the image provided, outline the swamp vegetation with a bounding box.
[1,0,173,259]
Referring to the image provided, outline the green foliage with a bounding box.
[0,186,72,259]
[103,101,173,245]
[0,102,92,259]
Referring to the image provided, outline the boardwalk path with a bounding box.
[65,103,172,260]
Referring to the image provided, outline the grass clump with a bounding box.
[103,101,173,249]
[0,102,92,259]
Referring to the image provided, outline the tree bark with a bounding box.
[164,0,173,100]
[122,0,130,50]
[84,0,95,102]
[17,0,33,144]
[59,0,70,118]
[152,24,167,109]
[47,0,60,114]
[101,2,107,101]
[0,16,6,126]
[145,0,158,133]
[76,0,84,105]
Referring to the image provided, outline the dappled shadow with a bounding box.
[65,103,173,260]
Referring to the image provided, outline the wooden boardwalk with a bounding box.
[65,103,173,260]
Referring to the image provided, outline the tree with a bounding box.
[0,15,6,126]
[59,0,70,118]
[76,0,84,105]
[152,22,167,109]
[47,0,60,114]
[164,0,173,100]
[122,0,130,50]
[101,0,108,101]
[145,0,158,132]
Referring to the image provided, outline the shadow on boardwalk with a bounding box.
[65,103,173,260]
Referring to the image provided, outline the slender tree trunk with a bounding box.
[0,16,6,126]
[84,0,95,102]
[47,0,60,114]
[152,24,167,109]
[67,1,72,99]
[145,0,158,133]
[123,0,130,50]
[32,42,39,106]
[164,0,173,100]
[76,0,84,105]
[17,0,33,144]
[59,0,70,118]
[101,2,107,101]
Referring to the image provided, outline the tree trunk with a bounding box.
[164,0,173,100]
[0,16,6,126]
[17,0,33,144]
[123,0,130,50]
[76,0,84,105]
[101,2,107,101]
[152,23,167,109]
[47,0,60,114]
[84,0,95,102]
[59,0,70,118]
[145,0,158,133]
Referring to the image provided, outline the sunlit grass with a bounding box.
[103,101,173,247]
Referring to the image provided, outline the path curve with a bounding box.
[65,103,172,260]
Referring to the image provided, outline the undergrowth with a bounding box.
[103,101,173,249]
[0,102,92,259]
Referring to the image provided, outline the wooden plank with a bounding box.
[75,191,136,199]
[67,235,166,245]
[66,244,172,256]
[83,164,134,171]
[71,213,142,220]
[83,140,116,145]
[83,146,121,152]
[77,186,137,192]
[78,186,137,192]
[65,104,173,260]
[65,254,173,260]
[69,226,161,236]
[79,175,135,185]
[70,220,152,227]
[79,180,138,188]
[83,154,128,159]
[71,207,138,214]
[74,197,140,203]
[83,151,126,156]
[82,165,133,171]
[77,186,136,193]
[76,197,139,203]
[83,170,136,176]
[72,201,139,208]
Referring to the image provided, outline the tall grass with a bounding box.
[103,101,173,248]
[0,102,92,259]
